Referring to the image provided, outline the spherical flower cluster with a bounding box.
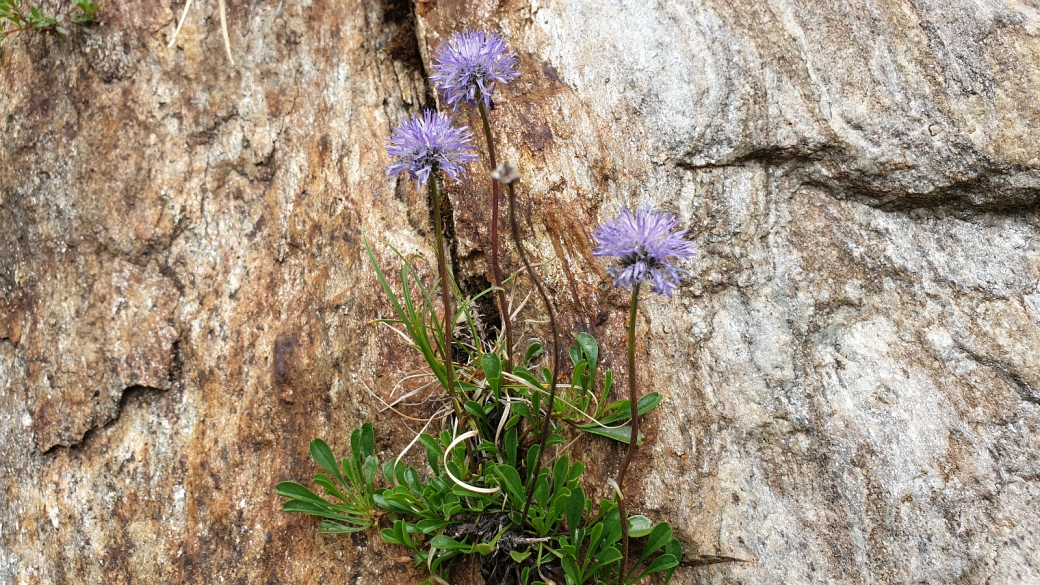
[430,30,519,110]
[385,110,477,188]
[591,208,696,298]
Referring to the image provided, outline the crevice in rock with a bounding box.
[457,267,498,353]
[986,364,1040,407]
[168,337,185,391]
[677,146,1040,214]
[41,385,169,454]
[684,554,752,567]
[955,341,1040,406]
[378,0,502,356]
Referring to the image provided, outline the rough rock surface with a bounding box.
[2,0,1039,583]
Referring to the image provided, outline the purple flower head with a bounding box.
[591,207,697,298]
[430,30,519,110]
[386,110,477,188]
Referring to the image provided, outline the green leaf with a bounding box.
[578,425,643,445]
[75,0,98,14]
[662,539,683,584]
[275,481,331,507]
[546,487,570,527]
[430,476,450,493]
[419,433,443,471]
[627,515,653,538]
[602,508,623,547]
[634,554,679,582]
[416,519,453,534]
[568,346,582,367]
[509,549,531,563]
[363,234,447,388]
[575,332,598,370]
[593,546,622,568]
[561,555,581,583]
[525,444,541,483]
[349,427,363,467]
[477,440,500,455]
[395,458,409,485]
[493,464,525,504]
[638,522,673,563]
[587,521,606,557]
[571,361,588,389]
[597,393,664,425]
[524,342,543,364]
[403,466,423,496]
[382,459,398,484]
[380,527,401,544]
[361,422,376,458]
[505,414,522,430]
[418,432,443,455]
[465,400,490,427]
[512,366,543,390]
[393,519,408,540]
[281,500,360,524]
[430,535,469,550]
[481,353,502,392]
[309,439,349,489]
[568,460,585,482]
[565,487,585,539]
[363,455,378,491]
[552,456,570,494]
[311,474,350,503]
[374,491,418,516]
[533,472,549,509]
[319,519,368,534]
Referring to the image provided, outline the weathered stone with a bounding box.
[2,0,1039,583]
[28,256,180,451]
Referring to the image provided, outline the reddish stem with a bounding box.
[477,101,514,367]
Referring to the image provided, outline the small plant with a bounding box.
[432,29,521,366]
[591,207,697,569]
[276,29,697,585]
[0,0,98,42]
[276,423,381,533]
[558,331,663,444]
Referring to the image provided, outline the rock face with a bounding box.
[1,0,1039,583]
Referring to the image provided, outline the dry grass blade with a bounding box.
[443,430,500,494]
[167,0,234,66]
[218,0,233,66]
[363,381,451,423]
[166,0,193,48]
[392,413,440,475]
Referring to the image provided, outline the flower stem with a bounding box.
[429,176,459,417]
[616,283,641,583]
[496,166,560,526]
[477,100,514,367]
